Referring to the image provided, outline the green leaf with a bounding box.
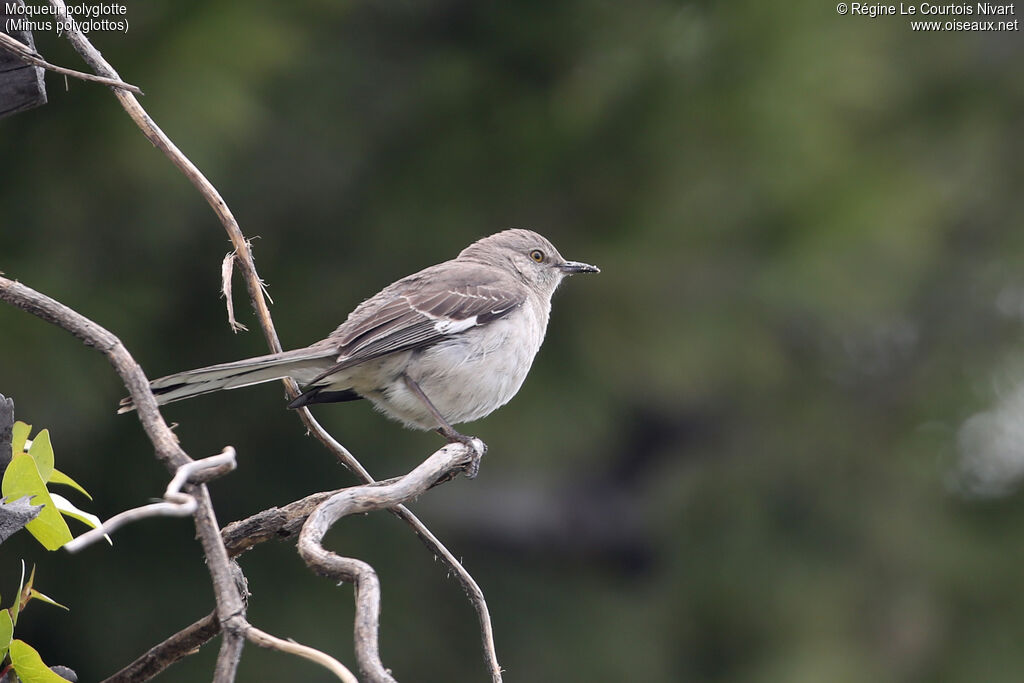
[27,430,54,482]
[27,588,68,612]
[0,609,12,662]
[20,564,38,614]
[9,639,69,682]
[1,455,72,551]
[11,421,30,455]
[47,469,92,501]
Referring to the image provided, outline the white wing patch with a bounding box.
[434,315,479,334]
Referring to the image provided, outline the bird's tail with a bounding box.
[118,346,338,413]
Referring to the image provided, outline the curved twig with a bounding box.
[66,448,237,553]
[292,410,503,680]
[245,624,358,683]
[298,441,478,682]
[105,464,502,682]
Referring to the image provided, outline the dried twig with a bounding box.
[390,502,502,679]
[290,410,503,680]
[101,467,499,682]
[118,442,490,683]
[298,441,479,682]
[223,488,343,556]
[65,448,237,553]
[0,30,143,94]
[245,625,358,683]
[220,252,248,333]
[105,604,360,682]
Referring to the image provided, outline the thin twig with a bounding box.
[0,30,144,94]
[65,448,237,553]
[106,468,500,682]
[245,624,358,683]
[391,504,502,679]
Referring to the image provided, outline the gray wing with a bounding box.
[304,266,526,386]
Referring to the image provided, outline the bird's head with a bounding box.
[459,229,600,296]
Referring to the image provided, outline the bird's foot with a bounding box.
[437,427,487,479]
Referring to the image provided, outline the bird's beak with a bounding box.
[558,260,600,275]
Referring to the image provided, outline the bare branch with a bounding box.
[220,477,414,556]
[214,627,246,683]
[225,415,503,680]
[132,473,500,680]
[296,410,503,680]
[222,488,342,557]
[0,30,143,94]
[106,609,359,683]
[65,448,237,553]
[101,493,362,680]
[298,441,479,682]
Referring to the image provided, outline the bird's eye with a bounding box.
[529,249,544,263]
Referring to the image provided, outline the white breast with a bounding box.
[369,294,552,429]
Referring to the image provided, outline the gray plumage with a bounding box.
[121,229,598,434]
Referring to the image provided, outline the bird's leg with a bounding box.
[402,373,486,479]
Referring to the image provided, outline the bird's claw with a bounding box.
[438,427,486,478]
[460,437,486,479]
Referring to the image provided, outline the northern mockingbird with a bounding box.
[122,229,598,472]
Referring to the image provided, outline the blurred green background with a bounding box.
[2,0,1024,681]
